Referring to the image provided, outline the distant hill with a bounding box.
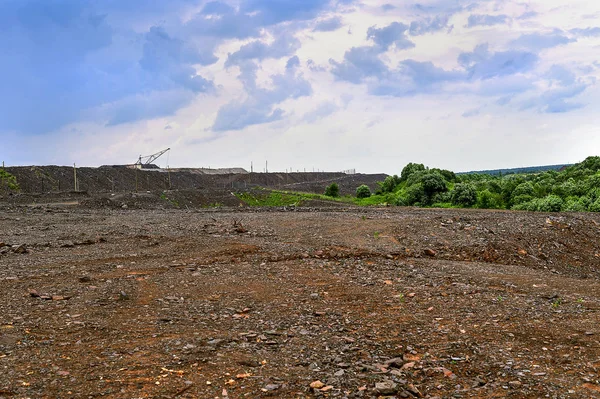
[458,164,572,176]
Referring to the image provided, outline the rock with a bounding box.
[334,369,345,377]
[0,242,5,247]
[60,241,75,248]
[12,244,27,254]
[423,248,436,257]
[310,293,320,300]
[384,357,405,368]
[310,381,325,389]
[263,384,279,391]
[508,381,522,388]
[79,276,92,283]
[374,381,398,395]
[407,384,422,397]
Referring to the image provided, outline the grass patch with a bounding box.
[237,189,357,207]
[0,169,20,192]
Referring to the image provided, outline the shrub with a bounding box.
[0,169,20,191]
[356,185,371,199]
[421,173,448,199]
[564,197,587,212]
[324,183,340,197]
[405,183,426,205]
[537,195,563,212]
[400,163,426,182]
[590,198,600,212]
[451,183,477,207]
[477,190,498,209]
[378,175,401,194]
[512,199,542,212]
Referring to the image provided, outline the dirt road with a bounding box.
[1,206,599,398]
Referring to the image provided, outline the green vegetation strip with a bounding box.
[239,156,600,212]
[0,169,20,191]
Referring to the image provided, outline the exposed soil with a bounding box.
[1,204,600,399]
[3,166,386,197]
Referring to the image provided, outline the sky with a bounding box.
[1,0,600,173]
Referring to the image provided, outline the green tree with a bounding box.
[378,175,401,193]
[356,185,371,199]
[324,183,340,198]
[405,183,426,205]
[451,183,477,207]
[537,195,564,212]
[421,173,448,202]
[400,163,426,182]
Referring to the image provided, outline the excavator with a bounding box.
[134,148,170,169]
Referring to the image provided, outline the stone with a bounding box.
[508,381,522,388]
[310,381,325,389]
[423,248,436,257]
[12,244,27,254]
[374,381,398,395]
[384,357,405,368]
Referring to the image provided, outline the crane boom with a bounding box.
[135,148,170,166]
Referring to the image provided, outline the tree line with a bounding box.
[326,156,600,212]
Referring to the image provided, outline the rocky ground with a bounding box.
[1,204,600,399]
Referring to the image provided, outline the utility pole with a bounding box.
[265,160,268,173]
[73,163,78,192]
[251,161,253,173]
[167,165,171,189]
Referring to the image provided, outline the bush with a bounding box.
[378,175,401,194]
[590,198,600,212]
[537,195,563,212]
[405,183,426,206]
[420,173,448,201]
[512,199,542,211]
[477,189,502,209]
[451,183,477,207]
[356,185,371,199]
[0,169,20,191]
[400,163,426,182]
[564,197,587,212]
[324,183,340,198]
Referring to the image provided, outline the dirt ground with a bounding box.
[1,205,600,399]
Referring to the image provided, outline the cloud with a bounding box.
[381,4,396,11]
[313,16,343,32]
[187,0,332,40]
[467,14,510,28]
[458,44,538,80]
[330,46,388,83]
[517,11,538,20]
[521,84,587,113]
[570,27,600,37]
[226,34,301,66]
[462,108,481,118]
[409,16,452,35]
[212,58,312,131]
[369,60,465,97]
[367,22,415,50]
[510,31,575,50]
[545,65,577,86]
[302,102,340,123]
